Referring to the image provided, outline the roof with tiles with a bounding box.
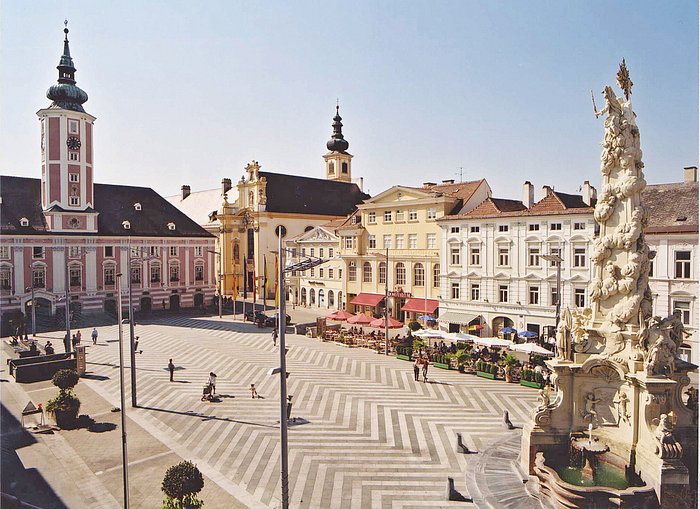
[642,181,698,234]
[527,190,593,215]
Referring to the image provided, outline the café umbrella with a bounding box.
[518,330,539,339]
[347,313,373,325]
[369,316,404,329]
[499,327,518,334]
[327,310,355,321]
[510,342,555,356]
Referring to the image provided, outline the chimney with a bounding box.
[522,181,534,208]
[590,186,597,203]
[541,185,552,200]
[581,180,592,206]
[221,178,232,195]
[442,179,455,185]
[181,185,191,200]
[423,182,437,189]
[684,166,698,183]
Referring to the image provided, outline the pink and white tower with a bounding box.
[37,23,98,233]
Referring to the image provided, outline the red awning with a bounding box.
[401,298,439,314]
[350,293,385,307]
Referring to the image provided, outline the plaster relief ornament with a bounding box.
[653,413,683,459]
[644,318,678,376]
[582,392,602,424]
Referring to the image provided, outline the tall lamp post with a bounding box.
[541,253,563,340]
[116,272,130,508]
[208,250,223,319]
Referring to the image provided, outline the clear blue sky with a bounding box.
[1,1,697,201]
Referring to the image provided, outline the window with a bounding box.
[395,235,404,249]
[499,285,508,303]
[104,267,115,286]
[395,263,406,285]
[427,208,437,220]
[383,235,392,249]
[328,161,335,174]
[69,246,81,258]
[329,248,334,257]
[20,218,29,227]
[0,246,8,260]
[529,286,540,305]
[328,268,334,279]
[363,262,372,283]
[130,247,140,258]
[498,247,509,266]
[68,119,79,134]
[549,247,561,266]
[408,209,418,221]
[169,246,178,257]
[383,210,392,222]
[471,284,480,301]
[574,222,586,230]
[69,173,79,182]
[550,223,562,231]
[310,248,315,257]
[69,196,80,206]
[339,268,342,279]
[310,288,316,305]
[194,246,203,257]
[32,247,44,259]
[367,212,376,224]
[673,301,691,325]
[301,248,306,257]
[150,265,161,283]
[69,266,81,287]
[451,282,460,300]
[0,268,11,290]
[528,247,540,267]
[450,226,460,234]
[32,268,45,288]
[194,264,204,281]
[675,251,691,279]
[433,264,440,287]
[310,267,315,277]
[498,225,509,232]
[344,237,354,249]
[69,152,79,162]
[470,226,480,233]
[551,287,559,306]
[408,234,417,249]
[328,290,335,307]
[396,210,405,222]
[470,246,480,266]
[648,260,654,278]
[574,248,586,268]
[319,248,324,258]
[379,262,387,284]
[529,224,540,231]
[414,263,425,286]
[149,247,160,257]
[104,246,113,257]
[575,288,586,308]
[169,265,180,282]
[368,235,377,249]
[131,266,141,284]
[341,162,348,174]
[348,261,357,281]
[450,247,460,265]
[427,233,436,249]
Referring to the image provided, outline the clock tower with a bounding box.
[37,23,98,233]
[323,105,353,183]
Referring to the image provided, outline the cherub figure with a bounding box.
[613,392,630,424]
[582,392,602,423]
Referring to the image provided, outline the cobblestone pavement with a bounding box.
[11,316,539,508]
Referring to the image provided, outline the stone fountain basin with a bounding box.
[534,452,659,509]
[571,438,609,454]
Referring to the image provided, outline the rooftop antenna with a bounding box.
[456,167,464,183]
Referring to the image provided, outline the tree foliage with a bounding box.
[52,369,80,391]
[162,461,204,508]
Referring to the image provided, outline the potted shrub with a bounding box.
[162,460,204,509]
[502,354,519,383]
[407,321,422,332]
[46,368,81,428]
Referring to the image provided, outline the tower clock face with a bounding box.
[66,136,81,150]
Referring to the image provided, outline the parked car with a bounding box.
[244,311,291,327]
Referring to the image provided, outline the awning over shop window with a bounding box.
[401,298,439,314]
[438,311,480,325]
[350,293,385,307]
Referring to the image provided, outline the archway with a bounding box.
[309,288,316,306]
[300,288,307,305]
[328,290,335,309]
[193,292,204,308]
[492,316,514,334]
[140,297,152,313]
[318,289,325,308]
[169,294,180,311]
[104,299,118,317]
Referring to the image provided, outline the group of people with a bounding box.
[413,357,430,383]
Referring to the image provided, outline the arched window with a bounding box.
[348,261,357,281]
[328,161,335,174]
[413,263,425,286]
[328,290,335,308]
[379,261,387,284]
[433,264,440,287]
[363,262,372,283]
[342,162,348,174]
[301,287,307,304]
[169,262,180,282]
[233,243,240,261]
[396,262,406,285]
[318,289,325,307]
[310,288,316,305]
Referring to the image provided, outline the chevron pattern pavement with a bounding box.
[69,316,538,508]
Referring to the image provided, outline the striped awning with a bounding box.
[438,311,480,325]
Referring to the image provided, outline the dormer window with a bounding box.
[134,203,142,211]
[122,220,131,230]
[20,217,29,227]
[167,222,176,231]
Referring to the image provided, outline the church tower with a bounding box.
[37,23,98,233]
[323,105,353,183]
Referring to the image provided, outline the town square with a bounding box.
[0,2,697,508]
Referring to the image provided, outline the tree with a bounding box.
[162,461,205,509]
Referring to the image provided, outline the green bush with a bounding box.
[502,354,519,367]
[52,369,80,391]
[162,461,204,509]
[46,390,80,415]
[407,321,422,331]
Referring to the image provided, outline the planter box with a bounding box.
[433,362,450,370]
[476,371,496,379]
[520,380,544,389]
[396,354,412,361]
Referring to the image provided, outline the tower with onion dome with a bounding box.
[323,105,353,183]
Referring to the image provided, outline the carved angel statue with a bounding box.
[582,392,602,423]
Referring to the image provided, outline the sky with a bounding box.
[1,1,697,202]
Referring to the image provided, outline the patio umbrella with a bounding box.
[518,330,539,339]
[369,316,404,329]
[510,342,554,356]
[347,313,373,325]
[474,336,513,348]
[499,327,518,334]
[327,310,355,321]
[413,329,445,339]
[418,314,436,321]
[444,332,480,343]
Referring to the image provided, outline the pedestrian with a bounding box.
[71,334,79,348]
[91,328,98,344]
[272,327,278,347]
[45,341,55,355]
[76,330,82,343]
[250,383,258,399]
[63,333,71,353]
[413,357,421,382]
[168,359,175,382]
[422,358,429,383]
[207,372,217,395]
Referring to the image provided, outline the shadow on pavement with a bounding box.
[138,405,278,428]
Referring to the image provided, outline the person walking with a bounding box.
[207,372,217,395]
[422,358,430,383]
[250,383,258,399]
[76,330,82,343]
[413,357,421,382]
[63,333,71,353]
[272,327,278,347]
[91,328,98,344]
[168,359,175,382]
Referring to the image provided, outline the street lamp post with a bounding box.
[541,253,563,341]
[116,272,130,508]
[127,246,137,408]
[25,285,36,337]
[277,233,289,509]
[208,250,223,319]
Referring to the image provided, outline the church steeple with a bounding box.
[323,104,353,183]
[46,22,88,113]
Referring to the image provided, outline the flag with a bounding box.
[243,256,248,299]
